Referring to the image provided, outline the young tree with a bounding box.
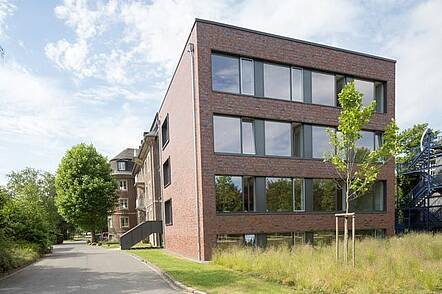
[55,144,118,242]
[327,81,399,263]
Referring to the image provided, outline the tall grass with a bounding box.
[213,233,442,293]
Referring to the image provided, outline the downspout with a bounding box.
[188,42,202,261]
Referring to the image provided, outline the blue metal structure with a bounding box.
[396,128,442,232]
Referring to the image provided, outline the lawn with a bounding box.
[213,233,442,293]
[129,233,442,293]
[129,249,294,293]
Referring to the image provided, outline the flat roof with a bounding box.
[195,18,396,63]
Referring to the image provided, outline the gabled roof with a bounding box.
[111,148,137,161]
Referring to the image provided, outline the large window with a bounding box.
[265,121,291,156]
[213,116,255,155]
[354,79,374,106]
[266,177,293,212]
[313,179,341,211]
[355,131,383,161]
[312,126,334,158]
[312,72,335,106]
[163,158,171,187]
[161,115,169,148]
[241,58,254,95]
[165,199,173,225]
[264,63,291,100]
[375,82,385,113]
[294,178,305,211]
[212,54,240,93]
[213,116,241,153]
[350,181,385,211]
[215,176,255,213]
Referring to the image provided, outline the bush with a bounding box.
[0,240,41,274]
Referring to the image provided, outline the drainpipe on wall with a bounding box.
[188,42,202,261]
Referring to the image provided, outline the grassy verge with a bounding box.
[213,233,442,293]
[129,249,294,293]
[0,241,42,275]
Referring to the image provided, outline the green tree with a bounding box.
[55,144,118,242]
[6,168,65,243]
[327,81,399,264]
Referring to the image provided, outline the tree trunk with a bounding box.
[91,229,96,243]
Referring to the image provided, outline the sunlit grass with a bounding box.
[130,249,294,293]
[0,241,41,274]
[213,233,442,293]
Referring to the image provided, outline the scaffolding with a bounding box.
[396,128,442,233]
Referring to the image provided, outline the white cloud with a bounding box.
[383,0,442,130]
[0,0,15,37]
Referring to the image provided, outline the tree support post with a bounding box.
[335,212,356,266]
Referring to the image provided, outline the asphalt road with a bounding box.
[0,241,179,294]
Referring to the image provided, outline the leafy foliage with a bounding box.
[0,168,63,273]
[55,144,118,240]
[327,81,400,212]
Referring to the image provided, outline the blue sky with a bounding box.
[0,0,441,184]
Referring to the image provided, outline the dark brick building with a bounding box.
[149,19,395,261]
[108,148,138,240]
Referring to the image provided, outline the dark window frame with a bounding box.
[215,175,256,213]
[163,157,171,188]
[210,51,388,113]
[165,199,173,225]
[161,114,170,149]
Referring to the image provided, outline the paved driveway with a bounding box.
[0,241,179,294]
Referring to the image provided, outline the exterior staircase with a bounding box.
[120,220,162,250]
[397,128,442,232]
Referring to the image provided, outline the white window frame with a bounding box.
[107,216,113,229]
[119,198,129,210]
[120,216,129,228]
[117,161,126,171]
[119,180,127,191]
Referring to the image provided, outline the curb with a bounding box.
[122,250,206,294]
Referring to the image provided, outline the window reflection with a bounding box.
[312,72,335,106]
[241,58,254,95]
[213,116,241,153]
[264,63,291,100]
[265,121,291,156]
[212,54,240,93]
[312,126,334,158]
[266,177,293,212]
[354,79,374,106]
[242,120,255,154]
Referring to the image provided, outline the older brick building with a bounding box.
[136,19,395,261]
[108,148,138,240]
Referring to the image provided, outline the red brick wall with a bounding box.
[194,21,396,260]
[109,174,137,239]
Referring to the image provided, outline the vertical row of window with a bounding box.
[213,115,383,158]
[212,53,386,113]
[215,176,385,213]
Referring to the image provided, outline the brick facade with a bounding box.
[155,19,396,261]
